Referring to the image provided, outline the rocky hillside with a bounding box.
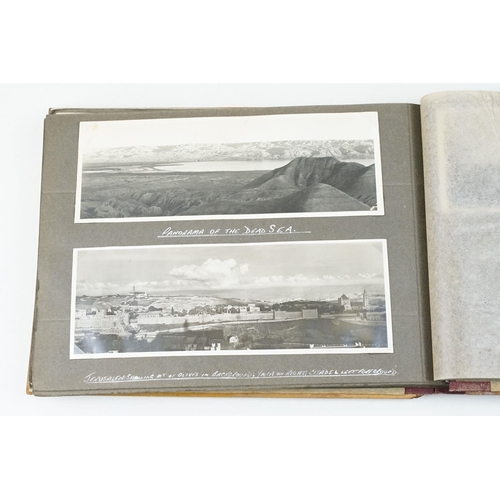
[245,157,376,207]
[80,156,377,219]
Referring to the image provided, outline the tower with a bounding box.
[363,289,369,309]
[338,294,351,311]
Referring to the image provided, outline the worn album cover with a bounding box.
[30,104,433,396]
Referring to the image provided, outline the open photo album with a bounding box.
[28,91,500,397]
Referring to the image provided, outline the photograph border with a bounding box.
[74,112,385,224]
[70,239,393,359]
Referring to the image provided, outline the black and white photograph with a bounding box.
[71,240,393,358]
[75,112,384,222]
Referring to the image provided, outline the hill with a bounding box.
[245,157,376,207]
[80,156,377,218]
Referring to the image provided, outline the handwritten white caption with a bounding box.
[158,224,311,238]
[84,368,399,384]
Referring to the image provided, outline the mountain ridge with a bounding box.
[83,140,375,165]
[80,156,377,218]
[245,157,376,208]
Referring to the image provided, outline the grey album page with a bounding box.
[421,91,500,381]
[30,104,433,395]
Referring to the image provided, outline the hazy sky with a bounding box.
[75,240,387,296]
[79,112,380,151]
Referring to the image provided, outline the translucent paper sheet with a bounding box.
[422,91,500,380]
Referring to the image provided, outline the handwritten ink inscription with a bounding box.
[84,368,398,384]
[158,224,310,239]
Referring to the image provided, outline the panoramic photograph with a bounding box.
[70,240,393,358]
[75,112,384,222]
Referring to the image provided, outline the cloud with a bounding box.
[131,280,171,290]
[252,272,385,288]
[169,258,249,288]
[253,274,318,285]
[76,281,122,294]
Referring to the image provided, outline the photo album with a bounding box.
[28,91,500,397]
